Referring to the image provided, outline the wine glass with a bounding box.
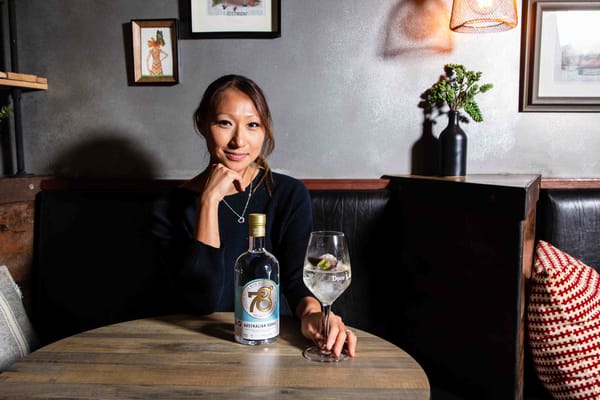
[302,231,352,362]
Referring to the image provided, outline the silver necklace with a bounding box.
[221,181,253,224]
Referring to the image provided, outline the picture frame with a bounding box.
[187,0,280,38]
[520,0,600,112]
[131,19,179,85]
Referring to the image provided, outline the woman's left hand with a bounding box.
[301,310,357,358]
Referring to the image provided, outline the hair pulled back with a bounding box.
[194,74,274,192]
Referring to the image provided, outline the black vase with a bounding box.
[439,111,467,177]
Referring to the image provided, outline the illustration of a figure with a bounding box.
[146,30,168,76]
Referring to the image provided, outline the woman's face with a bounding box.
[206,88,265,174]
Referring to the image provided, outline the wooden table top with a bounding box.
[0,313,430,399]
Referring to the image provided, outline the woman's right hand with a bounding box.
[193,163,244,248]
[201,163,245,203]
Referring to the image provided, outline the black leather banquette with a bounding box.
[524,187,600,400]
[31,178,393,345]
[31,177,600,400]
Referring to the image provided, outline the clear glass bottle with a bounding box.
[234,213,279,345]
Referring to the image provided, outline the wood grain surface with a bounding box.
[0,313,430,399]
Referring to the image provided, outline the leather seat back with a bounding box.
[309,189,392,335]
[32,185,392,344]
[537,189,600,271]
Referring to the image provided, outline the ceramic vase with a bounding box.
[439,111,467,177]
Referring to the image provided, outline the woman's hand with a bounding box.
[192,163,246,248]
[298,297,357,358]
[202,163,245,201]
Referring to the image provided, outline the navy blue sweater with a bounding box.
[151,171,314,316]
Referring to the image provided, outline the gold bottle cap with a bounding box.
[249,213,266,237]
[249,213,266,226]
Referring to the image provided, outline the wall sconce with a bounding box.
[450,0,518,32]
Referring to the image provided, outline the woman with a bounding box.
[152,74,356,358]
[146,30,168,76]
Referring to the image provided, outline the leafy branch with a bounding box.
[419,64,493,123]
[0,105,10,121]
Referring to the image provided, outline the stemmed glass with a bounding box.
[302,231,352,362]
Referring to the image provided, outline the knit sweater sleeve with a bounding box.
[151,189,226,314]
[268,174,315,316]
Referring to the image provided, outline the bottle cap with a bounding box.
[249,213,266,226]
[249,213,266,237]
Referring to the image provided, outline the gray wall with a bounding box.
[6,0,600,179]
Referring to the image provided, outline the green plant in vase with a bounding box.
[420,63,493,123]
[419,64,493,177]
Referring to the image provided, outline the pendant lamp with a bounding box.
[450,0,518,32]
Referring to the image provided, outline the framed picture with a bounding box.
[131,19,179,84]
[520,0,600,112]
[187,0,280,38]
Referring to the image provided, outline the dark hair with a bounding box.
[194,74,274,193]
[156,30,165,46]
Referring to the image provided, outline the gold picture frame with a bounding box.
[131,19,179,85]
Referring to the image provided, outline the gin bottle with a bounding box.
[234,213,279,345]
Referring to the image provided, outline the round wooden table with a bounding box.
[0,313,430,399]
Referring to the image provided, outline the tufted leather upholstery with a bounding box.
[309,190,392,337]
[32,189,168,343]
[30,181,600,400]
[537,189,600,271]
[523,189,600,400]
[31,185,393,345]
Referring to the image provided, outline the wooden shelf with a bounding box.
[0,77,47,90]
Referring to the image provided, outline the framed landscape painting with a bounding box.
[520,0,600,112]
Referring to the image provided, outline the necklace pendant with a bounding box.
[221,180,253,225]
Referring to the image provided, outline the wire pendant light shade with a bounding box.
[450,0,518,33]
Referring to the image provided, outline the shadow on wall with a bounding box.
[49,134,159,178]
[411,113,439,176]
[380,0,453,58]
[379,0,449,176]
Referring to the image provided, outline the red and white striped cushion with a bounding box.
[528,240,600,399]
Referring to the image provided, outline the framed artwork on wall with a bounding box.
[131,19,179,85]
[188,0,280,38]
[520,0,600,112]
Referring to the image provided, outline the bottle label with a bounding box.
[235,279,279,340]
